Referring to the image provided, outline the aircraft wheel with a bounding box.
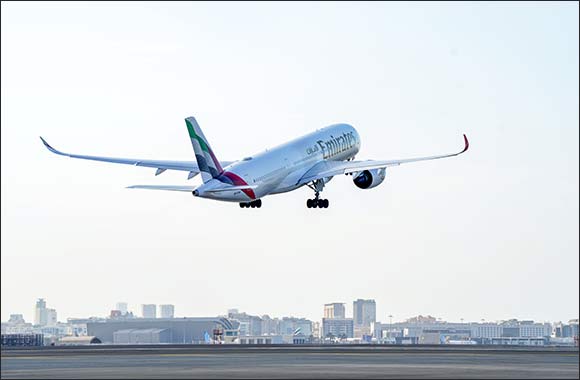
[322,199,329,208]
[256,199,262,208]
[306,199,312,208]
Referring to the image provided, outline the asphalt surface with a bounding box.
[1,345,578,379]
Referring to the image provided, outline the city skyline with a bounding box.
[3,296,577,348]
[5,297,577,326]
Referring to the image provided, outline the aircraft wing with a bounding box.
[40,137,234,180]
[297,134,469,185]
[126,185,195,192]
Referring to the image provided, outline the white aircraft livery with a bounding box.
[40,116,469,208]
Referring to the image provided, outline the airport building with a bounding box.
[490,337,547,346]
[57,336,102,345]
[238,334,310,345]
[419,329,472,345]
[371,318,554,343]
[113,328,171,344]
[86,317,239,344]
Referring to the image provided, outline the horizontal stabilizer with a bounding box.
[126,185,195,192]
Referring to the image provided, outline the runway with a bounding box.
[1,345,578,379]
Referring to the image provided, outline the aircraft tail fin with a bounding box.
[185,117,223,183]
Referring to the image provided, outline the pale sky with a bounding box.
[1,2,578,325]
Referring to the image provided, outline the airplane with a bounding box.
[40,116,469,209]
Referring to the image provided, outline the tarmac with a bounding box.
[1,345,578,379]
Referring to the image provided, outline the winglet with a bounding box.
[39,136,65,156]
[461,134,469,154]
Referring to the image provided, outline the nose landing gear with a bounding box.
[239,199,262,208]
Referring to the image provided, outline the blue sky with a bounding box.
[1,2,578,323]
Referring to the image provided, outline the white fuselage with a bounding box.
[194,124,361,202]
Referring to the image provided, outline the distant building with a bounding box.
[46,309,57,326]
[228,310,262,336]
[517,322,551,337]
[279,317,312,337]
[110,310,123,319]
[353,299,376,337]
[8,314,25,324]
[261,315,280,335]
[324,303,345,319]
[1,334,44,347]
[322,318,354,339]
[141,304,157,319]
[116,303,128,314]
[312,321,321,338]
[470,323,503,338]
[553,319,579,338]
[404,315,438,324]
[160,305,175,319]
[3,314,33,335]
[499,319,551,338]
[34,299,47,326]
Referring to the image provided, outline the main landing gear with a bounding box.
[307,198,329,208]
[306,179,329,209]
[239,199,262,208]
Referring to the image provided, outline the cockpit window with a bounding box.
[243,157,253,161]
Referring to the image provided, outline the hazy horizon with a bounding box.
[2,2,578,325]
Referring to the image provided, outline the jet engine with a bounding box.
[353,168,386,189]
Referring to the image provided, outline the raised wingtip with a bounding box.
[39,136,54,151]
[39,136,65,155]
[461,134,469,153]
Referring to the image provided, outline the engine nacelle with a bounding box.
[353,168,386,189]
